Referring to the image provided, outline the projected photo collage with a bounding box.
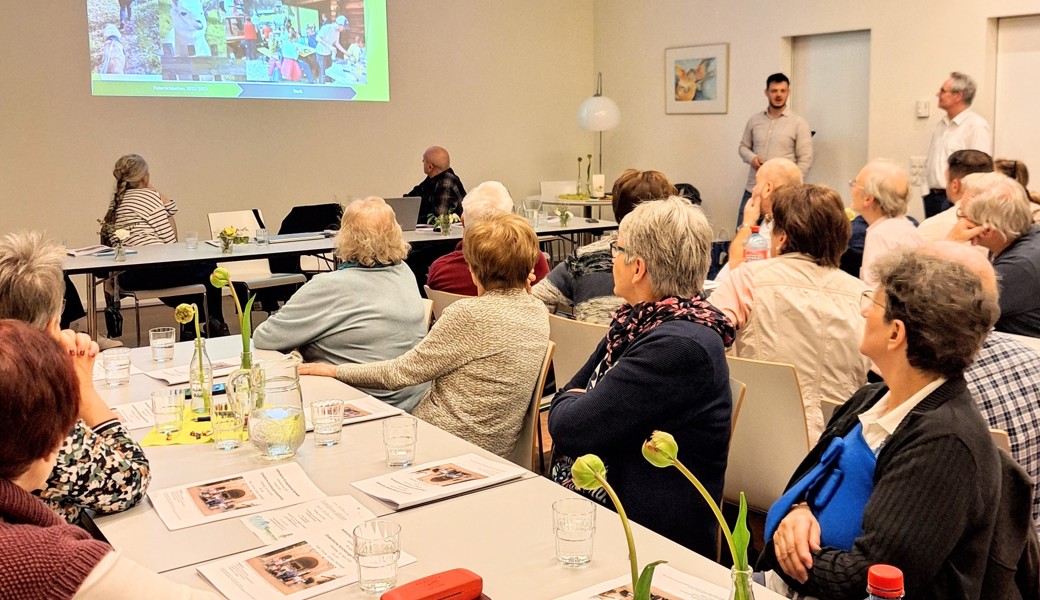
[87,0,387,101]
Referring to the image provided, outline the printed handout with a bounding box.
[111,400,155,430]
[554,565,730,600]
[144,358,242,385]
[198,530,417,600]
[149,463,324,530]
[241,496,378,544]
[351,453,525,509]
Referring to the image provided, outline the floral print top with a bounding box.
[33,419,151,523]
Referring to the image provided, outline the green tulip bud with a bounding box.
[571,454,607,491]
[642,431,678,468]
[173,303,196,325]
[210,267,231,288]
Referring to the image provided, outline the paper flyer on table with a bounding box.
[197,531,417,600]
[351,453,524,509]
[148,463,324,530]
[241,496,378,544]
[111,400,154,430]
[554,564,729,600]
[143,358,242,385]
[303,395,403,430]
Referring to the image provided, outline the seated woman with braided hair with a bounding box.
[102,153,228,339]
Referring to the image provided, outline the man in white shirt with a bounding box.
[851,159,924,287]
[922,72,992,218]
[736,73,813,229]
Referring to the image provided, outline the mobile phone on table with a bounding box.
[176,382,227,399]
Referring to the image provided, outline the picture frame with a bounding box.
[665,43,729,114]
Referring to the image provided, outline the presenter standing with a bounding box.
[736,73,813,230]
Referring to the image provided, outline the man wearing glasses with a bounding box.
[949,172,1040,337]
[923,72,992,218]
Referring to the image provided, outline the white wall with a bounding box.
[592,0,1039,230]
[0,1,594,246]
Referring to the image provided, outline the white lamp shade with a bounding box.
[577,95,621,132]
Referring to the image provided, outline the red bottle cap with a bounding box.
[867,564,904,597]
[750,226,760,233]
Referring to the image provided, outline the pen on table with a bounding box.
[191,416,211,422]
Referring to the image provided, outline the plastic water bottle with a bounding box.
[743,226,769,262]
[866,564,904,599]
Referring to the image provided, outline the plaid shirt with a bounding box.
[965,332,1040,534]
[407,168,466,224]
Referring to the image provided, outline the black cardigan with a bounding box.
[758,377,1000,600]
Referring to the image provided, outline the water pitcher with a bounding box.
[247,352,306,461]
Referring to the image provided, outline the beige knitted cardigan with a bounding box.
[335,288,550,456]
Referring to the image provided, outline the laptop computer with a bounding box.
[384,197,422,231]
[268,231,327,244]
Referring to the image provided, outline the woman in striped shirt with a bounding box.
[103,154,228,338]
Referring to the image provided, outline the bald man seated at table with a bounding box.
[406,146,467,224]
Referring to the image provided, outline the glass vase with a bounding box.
[211,350,252,451]
[188,340,213,414]
[728,566,755,600]
[220,237,234,254]
[114,244,126,262]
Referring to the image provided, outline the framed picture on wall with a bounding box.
[665,43,729,114]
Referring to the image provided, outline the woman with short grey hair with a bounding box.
[254,197,429,411]
[761,251,1003,598]
[548,196,735,558]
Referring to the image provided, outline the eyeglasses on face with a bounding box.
[609,240,629,258]
[860,289,885,313]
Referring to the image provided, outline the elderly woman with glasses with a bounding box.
[548,196,735,558]
[254,197,429,412]
[759,251,1002,599]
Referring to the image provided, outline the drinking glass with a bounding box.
[149,327,176,362]
[382,416,417,467]
[151,389,185,435]
[102,347,131,386]
[210,393,245,451]
[184,231,199,250]
[310,399,344,447]
[353,520,401,593]
[255,228,269,245]
[553,497,596,566]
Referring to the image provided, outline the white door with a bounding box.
[791,30,871,205]
[995,15,1040,177]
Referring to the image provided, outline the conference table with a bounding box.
[88,336,783,599]
[65,219,619,338]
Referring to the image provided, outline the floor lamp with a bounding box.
[577,72,621,176]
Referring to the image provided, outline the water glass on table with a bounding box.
[310,399,344,447]
[552,497,596,567]
[255,228,269,245]
[353,519,401,593]
[184,231,199,250]
[210,395,245,451]
[151,389,185,435]
[149,327,176,362]
[102,347,131,386]
[382,415,417,467]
